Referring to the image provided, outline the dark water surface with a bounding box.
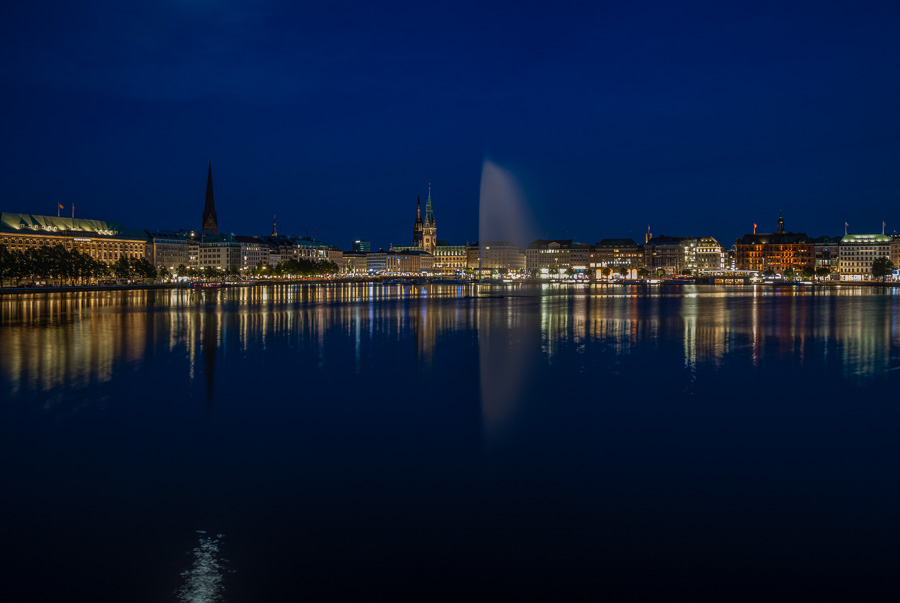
[2,284,900,601]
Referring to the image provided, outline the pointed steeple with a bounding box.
[412,194,424,248]
[272,214,277,237]
[202,161,218,235]
[425,183,435,227]
[776,211,785,234]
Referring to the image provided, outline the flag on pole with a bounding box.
[59,203,64,209]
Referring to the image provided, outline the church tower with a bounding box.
[776,211,785,234]
[422,184,437,254]
[412,194,423,248]
[201,161,218,235]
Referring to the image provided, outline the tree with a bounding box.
[815,266,831,279]
[871,257,895,281]
[158,266,171,281]
[175,264,189,278]
[113,257,132,280]
[131,257,156,280]
[783,268,796,281]
[637,267,649,279]
[680,268,692,276]
[600,267,612,279]
[655,268,665,278]
[801,267,815,280]
[763,268,775,277]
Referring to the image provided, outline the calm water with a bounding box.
[1,284,900,601]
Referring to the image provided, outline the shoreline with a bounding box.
[2,279,899,296]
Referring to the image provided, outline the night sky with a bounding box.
[2,0,899,250]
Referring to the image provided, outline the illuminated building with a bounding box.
[387,250,434,274]
[838,233,893,280]
[695,237,725,271]
[589,239,644,275]
[146,230,190,269]
[813,235,841,275]
[0,212,149,266]
[343,252,369,274]
[643,235,690,275]
[734,213,814,273]
[526,239,590,276]
[352,240,371,253]
[475,241,526,274]
[432,244,467,274]
[422,185,437,254]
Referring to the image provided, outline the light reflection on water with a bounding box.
[2,284,899,407]
[2,283,900,600]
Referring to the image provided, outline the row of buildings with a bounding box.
[523,214,900,281]
[1,162,898,280]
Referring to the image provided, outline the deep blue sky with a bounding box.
[2,0,899,249]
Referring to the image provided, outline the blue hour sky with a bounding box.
[1,0,899,249]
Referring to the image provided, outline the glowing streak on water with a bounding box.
[177,533,226,603]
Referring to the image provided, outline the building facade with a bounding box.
[0,213,149,267]
[421,186,437,254]
[838,233,893,280]
[643,235,688,275]
[432,245,467,274]
[147,230,190,269]
[695,236,725,272]
[589,239,644,275]
[526,239,591,276]
[734,214,814,273]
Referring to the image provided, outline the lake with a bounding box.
[1,283,899,601]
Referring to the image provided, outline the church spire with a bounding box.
[425,182,435,227]
[412,194,423,248]
[272,214,277,237]
[202,161,218,235]
[776,210,785,234]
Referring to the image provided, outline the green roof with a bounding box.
[840,234,893,243]
[0,212,146,239]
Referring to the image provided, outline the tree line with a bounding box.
[0,244,156,286]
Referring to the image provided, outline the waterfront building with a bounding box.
[235,236,270,271]
[466,244,480,272]
[643,235,690,275]
[387,250,434,274]
[352,240,371,253]
[0,212,149,266]
[813,235,841,276]
[201,161,218,235]
[589,239,644,276]
[838,233,893,281]
[734,214,814,273]
[476,241,526,274]
[186,235,200,269]
[366,251,387,274]
[892,237,900,270]
[432,243,467,274]
[147,230,190,270]
[343,252,369,274]
[695,237,725,272]
[198,234,242,271]
[526,239,591,276]
[326,246,344,271]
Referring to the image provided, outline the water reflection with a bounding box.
[1,284,898,416]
